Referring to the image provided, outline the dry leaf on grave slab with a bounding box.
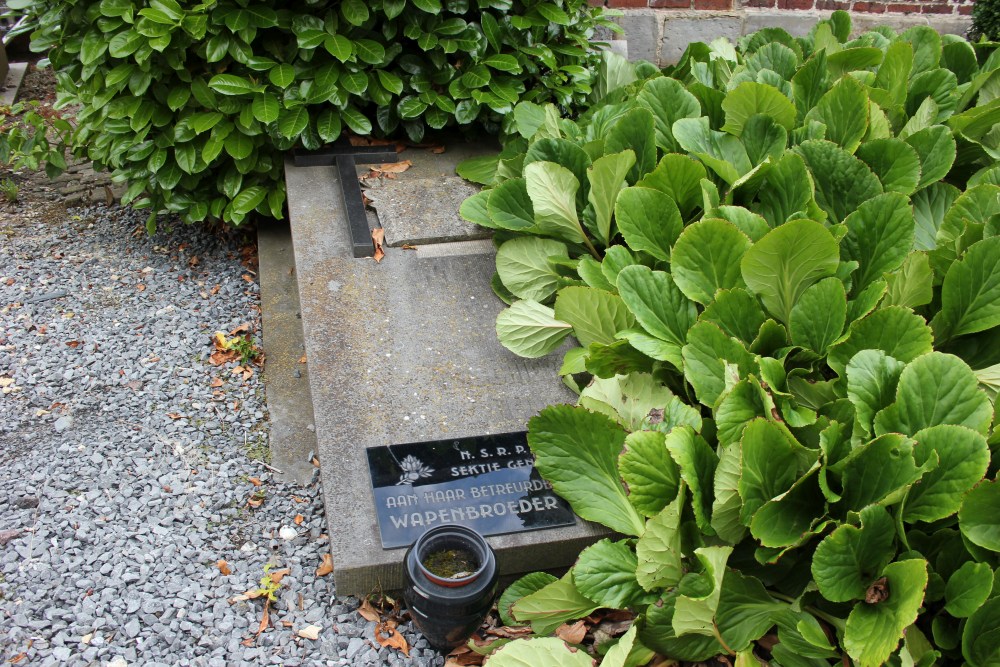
[372,228,385,263]
[555,620,587,644]
[297,625,322,640]
[375,621,410,657]
[217,560,232,576]
[316,553,334,577]
[358,599,381,623]
[377,160,412,174]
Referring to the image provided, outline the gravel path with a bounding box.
[0,201,444,666]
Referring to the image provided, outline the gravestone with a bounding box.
[284,145,609,595]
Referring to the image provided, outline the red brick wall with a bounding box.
[599,0,973,16]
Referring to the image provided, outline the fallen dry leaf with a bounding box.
[210,284,221,295]
[240,637,255,647]
[210,377,224,388]
[292,496,307,503]
[229,588,266,603]
[188,256,200,267]
[246,490,266,509]
[209,350,238,366]
[294,514,304,525]
[401,244,417,250]
[316,553,334,577]
[8,653,27,664]
[80,633,93,645]
[375,621,410,657]
[249,477,262,486]
[137,284,146,292]
[257,600,270,635]
[358,599,381,623]
[297,625,322,640]
[298,355,307,364]
[167,413,184,420]
[65,340,81,348]
[242,274,254,283]
[429,145,446,154]
[446,644,487,665]
[372,228,385,263]
[376,160,413,174]
[217,560,232,576]
[486,625,534,639]
[230,323,251,335]
[555,620,587,644]
[269,568,291,584]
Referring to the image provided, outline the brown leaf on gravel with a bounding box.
[229,323,251,335]
[167,413,184,420]
[555,620,587,644]
[445,646,484,666]
[372,228,385,263]
[316,553,334,577]
[297,625,322,640]
[217,560,232,576]
[136,284,146,292]
[8,652,27,664]
[269,568,291,584]
[257,600,270,635]
[358,599,381,623]
[209,350,238,366]
[65,340,81,348]
[292,496,307,503]
[246,490,266,509]
[294,514,304,525]
[298,355,307,364]
[375,621,410,656]
[210,377,224,388]
[210,285,221,295]
[248,477,262,486]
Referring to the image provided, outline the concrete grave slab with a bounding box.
[284,151,608,596]
[363,177,488,247]
[1,62,28,107]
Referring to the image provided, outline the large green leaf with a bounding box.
[841,192,915,294]
[884,252,934,309]
[803,76,869,153]
[797,139,883,224]
[637,77,702,152]
[487,637,594,666]
[711,444,747,544]
[931,237,1000,342]
[756,152,813,227]
[962,597,1000,665]
[487,178,535,231]
[739,419,813,524]
[495,300,572,358]
[554,287,635,349]
[671,219,751,305]
[573,539,650,610]
[874,351,993,436]
[511,573,600,635]
[959,479,1000,552]
[495,237,568,302]
[673,546,733,638]
[832,433,929,511]
[716,571,788,652]
[905,425,990,523]
[636,154,707,220]
[528,405,645,536]
[523,161,588,246]
[812,505,896,602]
[498,572,557,627]
[789,277,846,354]
[945,560,994,618]
[741,218,840,325]
[912,181,960,251]
[682,321,758,408]
[587,151,635,247]
[636,490,685,591]
[606,108,656,184]
[846,350,906,435]
[722,81,797,136]
[750,467,827,548]
[617,266,697,347]
[673,117,752,185]
[579,373,674,432]
[700,288,767,345]
[614,187,683,262]
[640,594,725,661]
[855,138,921,195]
[905,125,957,190]
[844,560,928,667]
[619,430,679,517]
[664,427,718,535]
[828,306,934,377]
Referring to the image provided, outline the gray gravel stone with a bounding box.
[0,204,443,667]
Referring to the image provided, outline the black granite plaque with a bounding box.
[366,432,576,549]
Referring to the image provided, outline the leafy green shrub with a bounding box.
[459,13,1000,666]
[10,0,616,229]
[972,0,1000,42]
[0,100,73,177]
